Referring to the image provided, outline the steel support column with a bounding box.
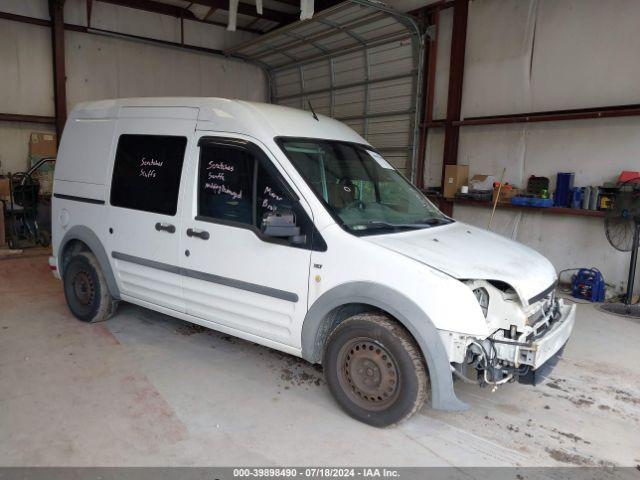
[415,9,439,190]
[49,0,67,144]
[440,0,468,215]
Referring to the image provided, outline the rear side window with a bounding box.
[110,134,187,215]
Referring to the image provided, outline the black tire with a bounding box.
[323,313,429,428]
[63,251,116,323]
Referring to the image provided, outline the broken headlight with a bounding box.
[473,287,490,317]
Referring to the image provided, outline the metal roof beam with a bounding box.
[268,0,299,6]
[268,0,343,12]
[92,0,262,32]
[279,0,344,25]
[203,6,217,20]
[0,113,56,124]
[189,0,296,24]
[97,0,198,20]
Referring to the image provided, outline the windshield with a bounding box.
[277,138,451,235]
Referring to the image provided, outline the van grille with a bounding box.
[528,291,559,338]
[528,281,558,305]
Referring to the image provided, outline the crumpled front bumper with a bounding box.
[489,301,576,384]
[517,302,575,385]
[527,302,575,369]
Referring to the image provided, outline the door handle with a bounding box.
[155,222,176,234]
[186,228,210,240]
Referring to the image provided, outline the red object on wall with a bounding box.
[618,171,640,184]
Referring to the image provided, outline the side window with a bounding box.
[256,163,294,224]
[197,143,294,227]
[198,144,255,225]
[110,134,187,215]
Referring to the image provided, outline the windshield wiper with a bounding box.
[363,220,433,230]
[414,217,453,226]
[350,218,452,232]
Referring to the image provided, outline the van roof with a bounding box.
[69,97,367,145]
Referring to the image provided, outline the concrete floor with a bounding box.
[1,252,639,467]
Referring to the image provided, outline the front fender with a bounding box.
[301,282,468,412]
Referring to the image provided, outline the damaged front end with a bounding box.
[447,281,576,389]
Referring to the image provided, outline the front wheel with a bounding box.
[323,314,429,427]
[63,251,116,323]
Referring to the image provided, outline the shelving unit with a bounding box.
[452,198,606,218]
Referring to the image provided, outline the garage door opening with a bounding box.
[226,0,424,181]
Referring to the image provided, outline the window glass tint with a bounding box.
[198,143,294,228]
[110,134,186,215]
[198,145,255,225]
[256,163,294,225]
[197,140,323,250]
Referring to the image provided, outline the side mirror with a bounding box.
[261,209,304,244]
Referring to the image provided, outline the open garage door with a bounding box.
[226,1,424,180]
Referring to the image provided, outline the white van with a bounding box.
[51,98,575,427]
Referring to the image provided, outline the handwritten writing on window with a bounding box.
[203,159,242,199]
[205,183,243,200]
[261,185,283,212]
[139,156,164,179]
[207,161,234,172]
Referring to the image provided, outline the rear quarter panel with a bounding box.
[52,117,117,262]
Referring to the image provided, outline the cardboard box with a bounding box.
[0,177,9,201]
[443,165,469,198]
[29,132,57,157]
[492,186,521,204]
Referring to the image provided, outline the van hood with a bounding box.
[364,221,557,305]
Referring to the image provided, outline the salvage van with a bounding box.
[50,98,575,427]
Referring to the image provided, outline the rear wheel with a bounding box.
[323,313,429,427]
[63,251,116,323]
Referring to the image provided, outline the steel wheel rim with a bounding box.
[337,338,400,411]
[73,270,95,306]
